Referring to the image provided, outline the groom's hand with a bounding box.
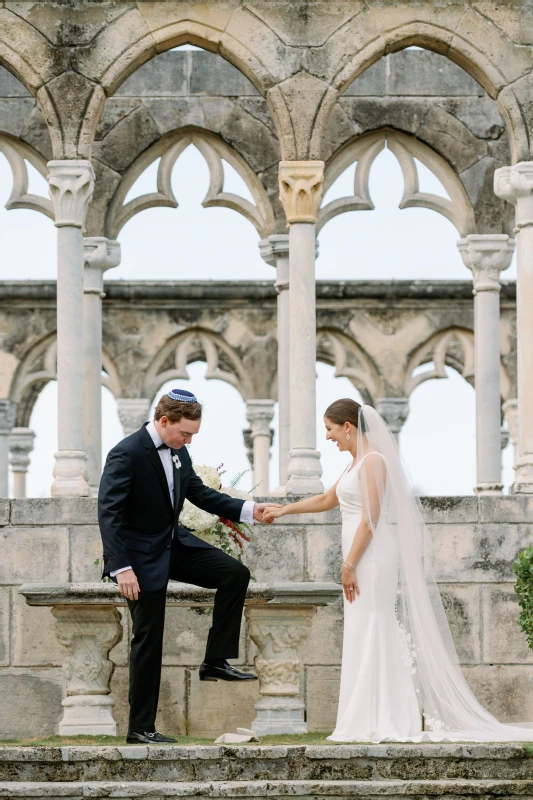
[253,503,283,523]
[117,568,140,601]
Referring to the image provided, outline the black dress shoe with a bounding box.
[199,661,258,682]
[126,731,177,744]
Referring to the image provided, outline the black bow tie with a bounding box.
[157,443,169,451]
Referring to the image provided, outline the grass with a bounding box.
[0,732,335,747]
[1,733,533,751]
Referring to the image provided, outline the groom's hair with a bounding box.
[154,395,202,423]
[324,398,361,427]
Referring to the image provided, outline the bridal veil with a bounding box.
[357,404,533,741]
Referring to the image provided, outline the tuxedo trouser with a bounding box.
[126,541,250,733]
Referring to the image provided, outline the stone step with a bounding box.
[1,744,532,783]
[1,779,533,798]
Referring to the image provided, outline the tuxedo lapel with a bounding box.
[140,425,173,511]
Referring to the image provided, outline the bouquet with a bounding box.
[180,464,255,566]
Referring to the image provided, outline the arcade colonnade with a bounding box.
[1,155,525,500]
[1,2,533,497]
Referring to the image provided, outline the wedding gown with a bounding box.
[327,405,533,744]
[328,456,422,741]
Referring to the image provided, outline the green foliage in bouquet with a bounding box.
[513,546,533,651]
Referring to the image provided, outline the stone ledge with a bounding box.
[0,501,9,527]
[10,500,98,527]
[0,778,532,797]
[18,582,342,607]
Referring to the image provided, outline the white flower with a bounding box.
[180,500,217,535]
[193,464,220,490]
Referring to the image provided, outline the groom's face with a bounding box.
[158,415,202,448]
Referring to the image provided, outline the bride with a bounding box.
[264,399,533,742]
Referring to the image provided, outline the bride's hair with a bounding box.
[324,398,361,427]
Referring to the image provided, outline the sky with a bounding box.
[0,65,516,498]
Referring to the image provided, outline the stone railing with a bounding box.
[18,581,341,738]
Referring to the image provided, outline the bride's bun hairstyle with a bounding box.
[324,398,362,427]
[154,389,202,423]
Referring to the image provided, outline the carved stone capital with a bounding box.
[259,234,290,266]
[279,161,324,224]
[0,400,16,435]
[9,427,35,473]
[246,400,275,439]
[52,606,122,696]
[503,399,519,446]
[457,235,515,293]
[47,160,95,229]
[494,162,533,205]
[84,237,121,296]
[117,397,152,437]
[375,398,410,434]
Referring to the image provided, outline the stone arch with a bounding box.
[9,333,121,427]
[0,10,59,95]
[318,129,476,237]
[316,328,384,406]
[315,12,532,165]
[403,326,511,402]
[0,133,53,219]
[105,127,276,240]
[143,328,253,403]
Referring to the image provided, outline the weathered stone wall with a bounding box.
[1,495,532,739]
[0,280,517,427]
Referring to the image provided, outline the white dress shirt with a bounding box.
[110,421,255,577]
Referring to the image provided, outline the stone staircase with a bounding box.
[0,743,532,798]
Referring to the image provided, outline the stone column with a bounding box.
[246,400,275,495]
[9,427,35,499]
[83,237,121,495]
[458,234,514,494]
[117,398,152,438]
[48,161,95,497]
[0,401,16,498]
[375,398,410,442]
[245,605,315,735]
[503,398,519,475]
[259,234,290,491]
[279,161,324,495]
[52,605,122,735]
[495,163,533,493]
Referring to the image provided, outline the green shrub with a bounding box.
[513,546,533,650]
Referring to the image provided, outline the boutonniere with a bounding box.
[172,453,181,470]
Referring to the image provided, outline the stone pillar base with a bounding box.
[251,696,307,736]
[51,450,89,497]
[58,695,117,736]
[286,448,323,495]
[474,482,503,496]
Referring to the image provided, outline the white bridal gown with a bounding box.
[328,457,422,742]
[327,451,533,744]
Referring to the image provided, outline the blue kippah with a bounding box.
[167,388,198,403]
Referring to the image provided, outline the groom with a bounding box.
[98,388,276,744]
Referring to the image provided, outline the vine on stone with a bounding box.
[513,547,533,650]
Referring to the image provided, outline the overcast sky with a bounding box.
[0,126,516,498]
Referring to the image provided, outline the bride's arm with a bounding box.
[263,481,339,522]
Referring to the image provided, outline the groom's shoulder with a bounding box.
[108,429,144,459]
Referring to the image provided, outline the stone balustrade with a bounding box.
[18,581,340,738]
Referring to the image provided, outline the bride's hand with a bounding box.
[263,506,285,524]
[341,564,360,603]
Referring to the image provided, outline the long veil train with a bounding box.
[357,404,533,741]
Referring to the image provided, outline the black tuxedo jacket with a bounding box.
[97,423,246,590]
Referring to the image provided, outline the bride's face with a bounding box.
[324,417,352,451]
